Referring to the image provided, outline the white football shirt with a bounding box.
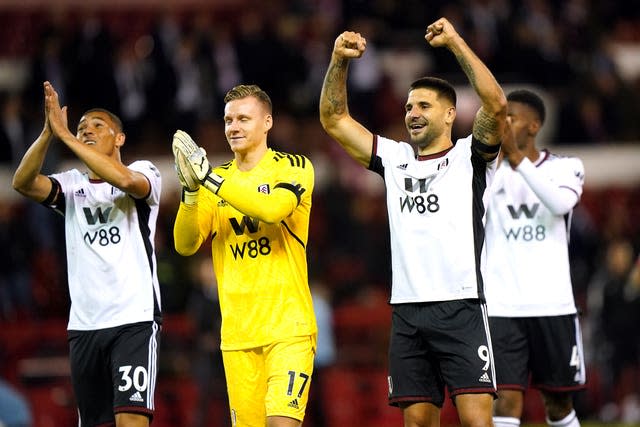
[484,150,584,317]
[49,160,162,330]
[371,134,497,303]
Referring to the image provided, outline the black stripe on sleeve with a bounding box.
[42,177,60,205]
[471,136,500,160]
[42,177,66,215]
[274,182,305,205]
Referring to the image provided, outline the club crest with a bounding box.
[258,184,270,194]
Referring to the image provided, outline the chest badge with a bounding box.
[437,158,449,171]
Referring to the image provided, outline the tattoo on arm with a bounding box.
[457,56,476,85]
[323,59,349,116]
[453,45,504,149]
[473,109,500,144]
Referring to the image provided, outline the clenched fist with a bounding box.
[333,31,367,59]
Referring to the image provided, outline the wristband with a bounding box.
[181,188,199,205]
[202,170,224,194]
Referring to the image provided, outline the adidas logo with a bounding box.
[129,391,144,402]
[287,398,299,409]
[478,372,491,383]
[217,200,228,207]
[75,188,86,197]
[397,163,408,170]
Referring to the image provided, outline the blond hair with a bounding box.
[224,84,272,114]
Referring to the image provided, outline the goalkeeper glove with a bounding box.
[172,129,199,158]
[174,150,199,205]
[174,149,200,191]
[172,129,225,194]
[185,146,224,194]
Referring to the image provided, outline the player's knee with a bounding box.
[400,401,440,427]
[458,408,494,427]
[494,390,524,417]
[455,393,494,427]
[114,412,150,427]
[541,391,573,420]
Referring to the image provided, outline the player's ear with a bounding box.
[115,132,126,148]
[264,114,273,133]
[445,106,456,125]
[528,120,541,136]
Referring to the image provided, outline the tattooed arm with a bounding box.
[426,18,507,159]
[319,31,374,167]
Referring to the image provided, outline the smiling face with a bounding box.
[404,87,455,150]
[76,110,125,158]
[223,95,272,155]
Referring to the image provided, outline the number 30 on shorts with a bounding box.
[118,365,149,392]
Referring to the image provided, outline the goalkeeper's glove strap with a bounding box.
[202,169,224,194]
[181,188,199,205]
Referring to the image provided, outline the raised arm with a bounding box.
[45,82,151,199]
[319,31,374,167]
[426,18,506,155]
[12,84,55,202]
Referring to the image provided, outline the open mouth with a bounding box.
[409,123,426,134]
[84,140,96,145]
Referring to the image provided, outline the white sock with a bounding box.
[547,409,580,427]
[493,416,521,427]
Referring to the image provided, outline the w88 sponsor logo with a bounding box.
[504,203,546,241]
[230,237,272,259]
[228,215,272,259]
[82,206,121,246]
[84,226,122,246]
[505,225,546,241]
[399,194,440,214]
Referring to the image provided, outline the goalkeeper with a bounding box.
[172,84,317,427]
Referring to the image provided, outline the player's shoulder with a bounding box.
[50,168,86,187]
[271,150,313,171]
[455,134,474,146]
[543,150,584,171]
[129,160,162,178]
[214,159,234,175]
[51,168,83,178]
[376,135,415,159]
[541,150,585,184]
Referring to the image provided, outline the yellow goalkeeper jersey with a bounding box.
[174,148,317,350]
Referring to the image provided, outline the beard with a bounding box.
[409,126,439,150]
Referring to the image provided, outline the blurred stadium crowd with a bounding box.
[0,0,639,425]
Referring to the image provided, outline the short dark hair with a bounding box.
[83,108,124,132]
[409,77,457,107]
[507,89,545,124]
[224,84,273,114]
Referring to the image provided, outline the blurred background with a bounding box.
[0,0,639,426]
